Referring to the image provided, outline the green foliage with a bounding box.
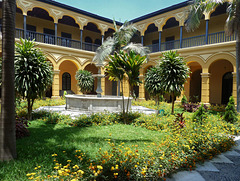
[15,38,53,100]
[192,104,207,124]
[223,96,238,123]
[75,70,94,94]
[144,67,163,104]
[15,38,53,120]
[63,91,67,99]
[158,50,190,114]
[181,95,188,105]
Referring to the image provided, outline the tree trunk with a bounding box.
[0,0,16,161]
[171,93,175,114]
[236,2,240,112]
[121,81,125,116]
[27,98,34,121]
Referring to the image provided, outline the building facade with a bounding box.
[0,0,236,105]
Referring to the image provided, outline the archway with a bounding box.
[209,59,233,104]
[84,64,98,94]
[26,7,54,41]
[85,36,93,51]
[222,72,233,104]
[162,17,179,51]
[188,62,202,103]
[83,22,101,51]
[144,23,159,52]
[59,60,78,96]
[105,72,117,96]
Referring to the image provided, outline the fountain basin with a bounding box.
[65,95,132,112]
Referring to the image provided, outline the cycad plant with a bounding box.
[75,70,94,94]
[15,39,53,120]
[185,0,240,112]
[158,51,190,114]
[144,66,163,105]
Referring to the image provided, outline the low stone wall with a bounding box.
[65,95,132,112]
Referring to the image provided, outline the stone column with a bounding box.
[139,74,145,100]
[201,73,211,104]
[159,31,162,51]
[23,15,27,39]
[141,35,144,45]
[180,26,183,48]
[54,23,58,45]
[101,35,104,44]
[232,72,237,104]
[139,69,145,100]
[205,20,209,44]
[80,29,83,49]
[52,70,60,98]
[101,67,105,95]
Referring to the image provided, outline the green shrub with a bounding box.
[223,96,238,123]
[75,70,94,94]
[192,104,207,124]
[181,95,188,105]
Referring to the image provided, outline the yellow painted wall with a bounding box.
[209,59,233,104]
[59,60,78,94]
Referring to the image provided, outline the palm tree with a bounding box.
[0,0,17,161]
[105,52,126,115]
[158,51,190,114]
[93,20,149,64]
[185,0,240,112]
[120,50,147,111]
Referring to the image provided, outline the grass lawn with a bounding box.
[0,120,166,180]
[0,99,239,180]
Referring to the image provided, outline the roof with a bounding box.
[37,0,123,25]
[130,0,190,23]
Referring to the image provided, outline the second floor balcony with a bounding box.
[14,27,236,54]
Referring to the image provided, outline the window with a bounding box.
[62,72,71,90]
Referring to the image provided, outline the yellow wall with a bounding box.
[209,59,233,104]
[59,60,78,94]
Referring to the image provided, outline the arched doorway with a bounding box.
[209,59,233,104]
[222,72,233,104]
[184,62,202,102]
[59,60,78,96]
[62,72,71,90]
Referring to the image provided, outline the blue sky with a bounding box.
[56,0,186,22]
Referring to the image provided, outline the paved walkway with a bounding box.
[36,105,240,181]
[167,136,240,181]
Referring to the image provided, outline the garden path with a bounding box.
[167,136,240,181]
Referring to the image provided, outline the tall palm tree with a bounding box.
[185,0,240,112]
[93,20,149,64]
[0,0,16,161]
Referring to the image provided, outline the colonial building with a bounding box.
[0,0,236,105]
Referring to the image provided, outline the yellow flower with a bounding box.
[26,173,32,177]
[111,166,115,171]
[67,160,71,162]
[97,165,103,170]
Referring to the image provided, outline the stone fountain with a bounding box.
[65,63,131,112]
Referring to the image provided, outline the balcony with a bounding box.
[12,28,237,53]
[15,28,100,52]
[147,31,236,53]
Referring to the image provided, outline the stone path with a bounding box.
[167,136,240,181]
